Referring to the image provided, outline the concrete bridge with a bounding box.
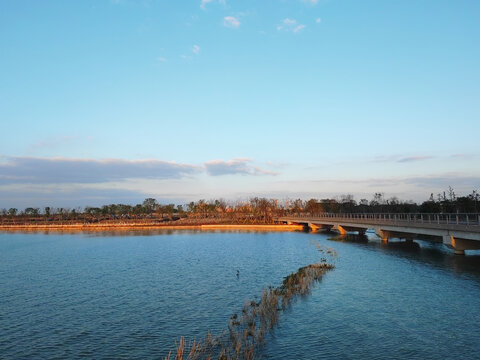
[275,213,480,255]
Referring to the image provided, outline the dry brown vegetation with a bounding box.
[164,242,336,360]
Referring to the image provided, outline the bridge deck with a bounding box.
[275,213,480,254]
[276,214,480,233]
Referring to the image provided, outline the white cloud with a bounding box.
[293,24,306,33]
[0,157,201,185]
[277,18,306,33]
[302,0,319,4]
[204,158,277,176]
[0,156,278,186]
[156,57,167,62]
[200,0,212,9]
[397,156,434,163]
[223,16,240,28]
[201,0,225,9]
[316,17,322,23]
[192,44,200,54]
[372,155,434,163]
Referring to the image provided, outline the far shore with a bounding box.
[0,223,304,233]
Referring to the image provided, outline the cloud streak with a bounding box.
[204,158,277,176]
[223,16,240,28]
[397,155,434,163]
[404,174,480,189]
[200,0,212,9]
[200,0,225,10]
[0,185,149,209]
[277,18,306,33]
[373,154,434,163]
[0,156,277,185]
[0,157,201,185]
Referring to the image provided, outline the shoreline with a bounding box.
[0,223,304,233]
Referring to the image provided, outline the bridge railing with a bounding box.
[279,213,480,226]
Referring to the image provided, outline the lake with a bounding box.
[1,230,480,359]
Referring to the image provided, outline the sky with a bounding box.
[1,0,479,208]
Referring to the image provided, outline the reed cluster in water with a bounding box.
[164,243,335,360]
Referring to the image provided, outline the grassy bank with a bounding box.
[0,223,304,233]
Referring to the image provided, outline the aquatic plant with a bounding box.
[164,243,335,360]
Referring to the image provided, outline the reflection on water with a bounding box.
[327,232,480,277]
[2,228,298,237]
[1,230,480,359]
[328,233,369,243]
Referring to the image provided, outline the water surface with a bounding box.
[1,230,479,359]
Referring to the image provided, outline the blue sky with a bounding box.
[1,0,479,208]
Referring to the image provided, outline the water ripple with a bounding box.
[1,231,480,359]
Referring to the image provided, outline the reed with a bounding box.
[164,242,336,359]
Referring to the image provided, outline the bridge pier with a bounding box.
[442,235,480,255]
[334,224,367,236]
[335,224,347,235]
[275,214,480,255]
[375,228,390,243]
[376,228,420,245]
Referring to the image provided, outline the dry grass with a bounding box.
[164,241,336,359]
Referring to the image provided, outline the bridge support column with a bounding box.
[375,228,390,243]
[308,223,320,232]
[443,235,463,255]
[443,235,480,255]
[335,224,347,235]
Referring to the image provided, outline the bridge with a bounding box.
[275,213,480,255]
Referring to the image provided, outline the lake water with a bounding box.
[1,230,480,359]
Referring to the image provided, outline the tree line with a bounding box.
[1,187,479,224]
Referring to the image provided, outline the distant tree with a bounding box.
[339,194,356,213]
[320,199,339,213]
[370,193,384,207]
[448,186,456,201]
[456,196,475,213]
[186,202,196,213]
[142,198,158,213]
[215,199,228,214]
[196,200,208,217]
[357,199,369,213]
[164,204,176,215]
[85,207,101,217]
[24,207,40,216]
[289,199,304,214]
[470,190,479,213]
[420,199,440,213]
[248,197,273,221]
[8,208,18,216]
[305,199,323,215]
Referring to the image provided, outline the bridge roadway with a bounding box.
[275,213,480,255]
